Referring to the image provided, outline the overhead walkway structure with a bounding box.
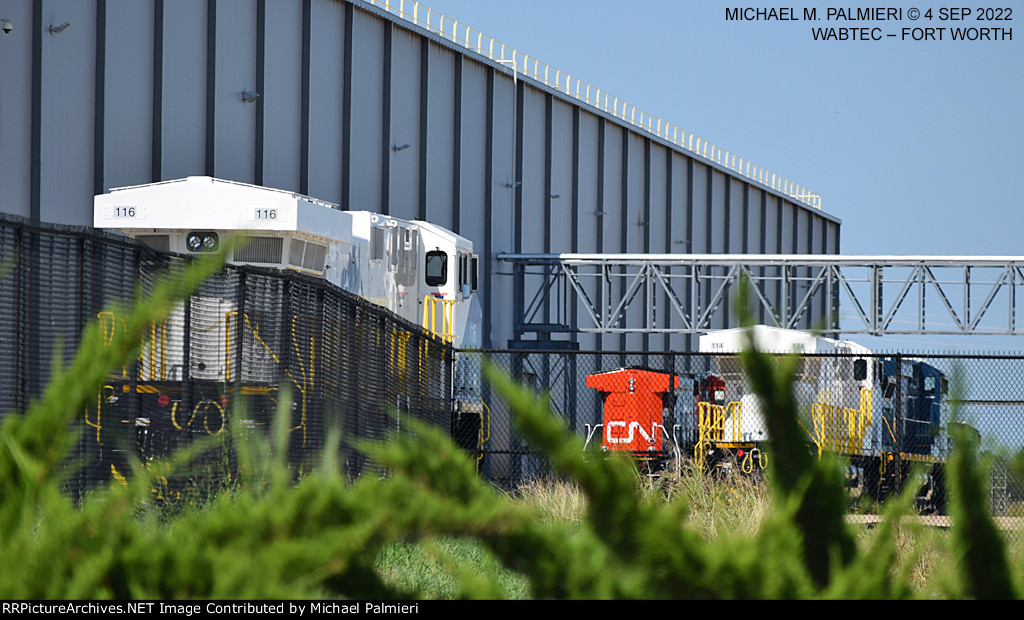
[500,254,1024,339]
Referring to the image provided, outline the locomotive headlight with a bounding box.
[186,231,219,253]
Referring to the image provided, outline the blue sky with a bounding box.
[413,0,1023,350]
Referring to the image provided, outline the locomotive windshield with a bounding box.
[425,250,447,287]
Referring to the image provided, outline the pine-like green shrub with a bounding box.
[0,263,1019,599]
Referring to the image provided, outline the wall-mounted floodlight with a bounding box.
[242,91,260,103]
[550,194,561,199]
[2,19,13,35]
[391,143,411,153]
[49,22,70,34]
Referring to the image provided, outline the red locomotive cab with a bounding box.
[586,368,679,454]
[694,376,727,408]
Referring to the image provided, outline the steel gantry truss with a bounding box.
[499,254,1024,338]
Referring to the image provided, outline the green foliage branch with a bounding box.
[0,262,1020,599]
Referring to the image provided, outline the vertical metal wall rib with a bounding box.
[685,157,694,351]
[619,128,629,355]
[742,185,750,253]
[642,139,651,353]
[596,120,605,254]
[483,68,494,347]
[341,2,354,209]
[94,0,107,195]
[152,0,164,181]
[596,120,605,349]
[204,0,217,177]
[544,95,553,255]
[380,22,392,214]
[759,191,767,325]
[704,166,713,332]
[513,81,524,253]
[571,106,580,341]
[254,0,266,186]
[299,0,312,195]
[30,1,42,223]
[418,37,428,221]
[722,176,731,323]
[791,199,799,326]
[775,196,784,324]
[451,54,462,232]
[663,148,673,350]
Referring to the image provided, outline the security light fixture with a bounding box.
[242,90,260,103]
[392,143,411,153]
[2,19,13,34]
[49,22,70,34]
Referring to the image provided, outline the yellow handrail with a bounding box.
[421,295,456,343]
[726,401,743,442]
[810,388,874,457]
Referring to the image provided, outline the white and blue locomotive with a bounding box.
[91,177,483,474]
[95,176,481,351]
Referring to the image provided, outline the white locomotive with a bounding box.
[94,176,481,352]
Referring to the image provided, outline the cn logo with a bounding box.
[606,421,655,444]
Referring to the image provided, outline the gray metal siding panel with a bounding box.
[690,163,709,253]
[458,61,488,244]
[489,71,516,347]
[387,26,420,219]
[306,0,345,205]
[648,142,668,349]
[520,89,547,255]
[709,170,727,256]
[261,0,304,193]
[549,100,574,252]
[39,0,97,226]
[728,178,744,253]
[601,127,622,253]
[746,187,765,253]
[625,133,645,253]
[648,144,668,255]
[669,152,691,252]
[212,1,257,184]
[103,0,155,192]
[575,113,599,255]
[0,0,34,218]
[574,111,599,352]
[4,0,843,352]
[425,43,456,229]
[161,0,208,181]
[624,132,645,350]
[348,9,385,211]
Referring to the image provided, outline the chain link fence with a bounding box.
[0,214,452,498]
[4,213,1024,517]
[460,349,1024,516]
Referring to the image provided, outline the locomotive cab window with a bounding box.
[425,250,447,287]
[371,227,385,261]
[458,252,478,294]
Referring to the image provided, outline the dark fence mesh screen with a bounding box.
[472,349,1024,516]
[0,214,452,496]
[5,214,1024,518]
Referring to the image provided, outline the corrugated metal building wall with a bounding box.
[0,0,841,351]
